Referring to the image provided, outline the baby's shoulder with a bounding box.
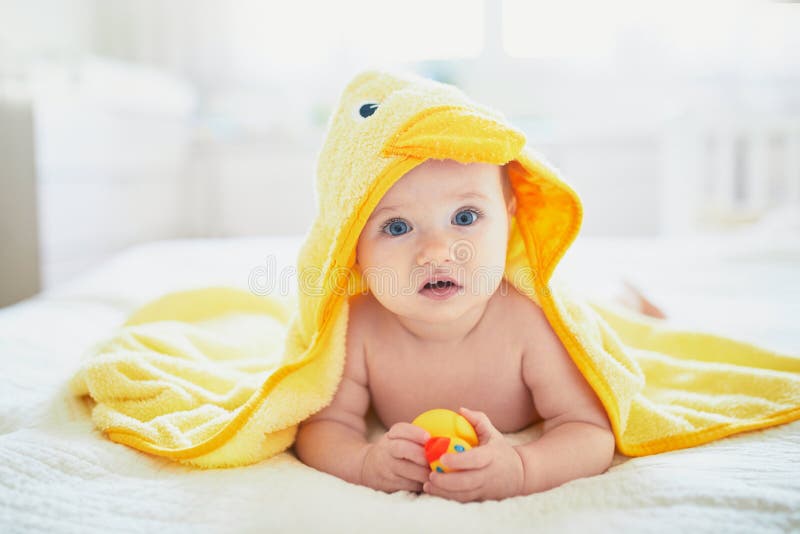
[490,279,555,346]
[495,279,547,323]
[341,292,379,386]
[346,291,384,340]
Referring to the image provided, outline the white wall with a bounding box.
[2,0,799,293]
[30,59,197,287]
[0,0,96,301]
[0,94,40,306]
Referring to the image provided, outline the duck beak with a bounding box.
[381,105,526,164]
[424,436,450,463]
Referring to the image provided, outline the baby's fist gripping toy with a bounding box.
[411,408,478,473]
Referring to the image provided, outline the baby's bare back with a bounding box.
[352,279,543,433]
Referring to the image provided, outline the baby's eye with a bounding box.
[382,219,411,236]
[453,208,481,226]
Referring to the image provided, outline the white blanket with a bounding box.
[1,234,799,533]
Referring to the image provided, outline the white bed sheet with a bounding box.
[1,233,799,533]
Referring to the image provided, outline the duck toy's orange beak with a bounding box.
[412,408,479,473]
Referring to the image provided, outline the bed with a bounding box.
[1,231,799,533]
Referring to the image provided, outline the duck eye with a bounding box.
[357,102,379,118]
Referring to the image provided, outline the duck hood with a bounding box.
[70,69,800,468]
[289,69,583,356]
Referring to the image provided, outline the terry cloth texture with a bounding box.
[69,70,800,468]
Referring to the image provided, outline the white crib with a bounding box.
[659,114,800,235]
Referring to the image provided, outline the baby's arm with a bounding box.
[293,312,372,485]
[515,307,616,494]
[293,307,431,493]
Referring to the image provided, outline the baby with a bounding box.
[293,157,660,502]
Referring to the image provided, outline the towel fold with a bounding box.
[69,70,800,468]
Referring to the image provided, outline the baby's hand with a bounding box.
[423,407,525,502]
[360,422,431,494]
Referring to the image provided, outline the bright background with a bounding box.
[1,0,799,306]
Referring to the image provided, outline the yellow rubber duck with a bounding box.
[411,408,478,473]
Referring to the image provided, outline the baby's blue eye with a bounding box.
[453,209,479,226]
[383,219,410,236]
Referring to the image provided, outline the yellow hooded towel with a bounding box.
[68,69,800,468]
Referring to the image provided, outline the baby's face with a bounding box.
[355,158,516,323]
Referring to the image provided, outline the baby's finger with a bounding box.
[423,480,481,503]
[388,422,430,444]
[429,466,484,492]
[440,446,492,471]
[459,407,501,444]
[389,437,429,467]
[390,473,423,494]
[395,458,432,484]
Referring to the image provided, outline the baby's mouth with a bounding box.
[418,276,462,293]
[423,281,456,290]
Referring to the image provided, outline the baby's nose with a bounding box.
[416,232,453,266]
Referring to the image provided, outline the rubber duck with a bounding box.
[411,408,478,473]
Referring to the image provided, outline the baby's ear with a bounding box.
[507,195,517,217]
